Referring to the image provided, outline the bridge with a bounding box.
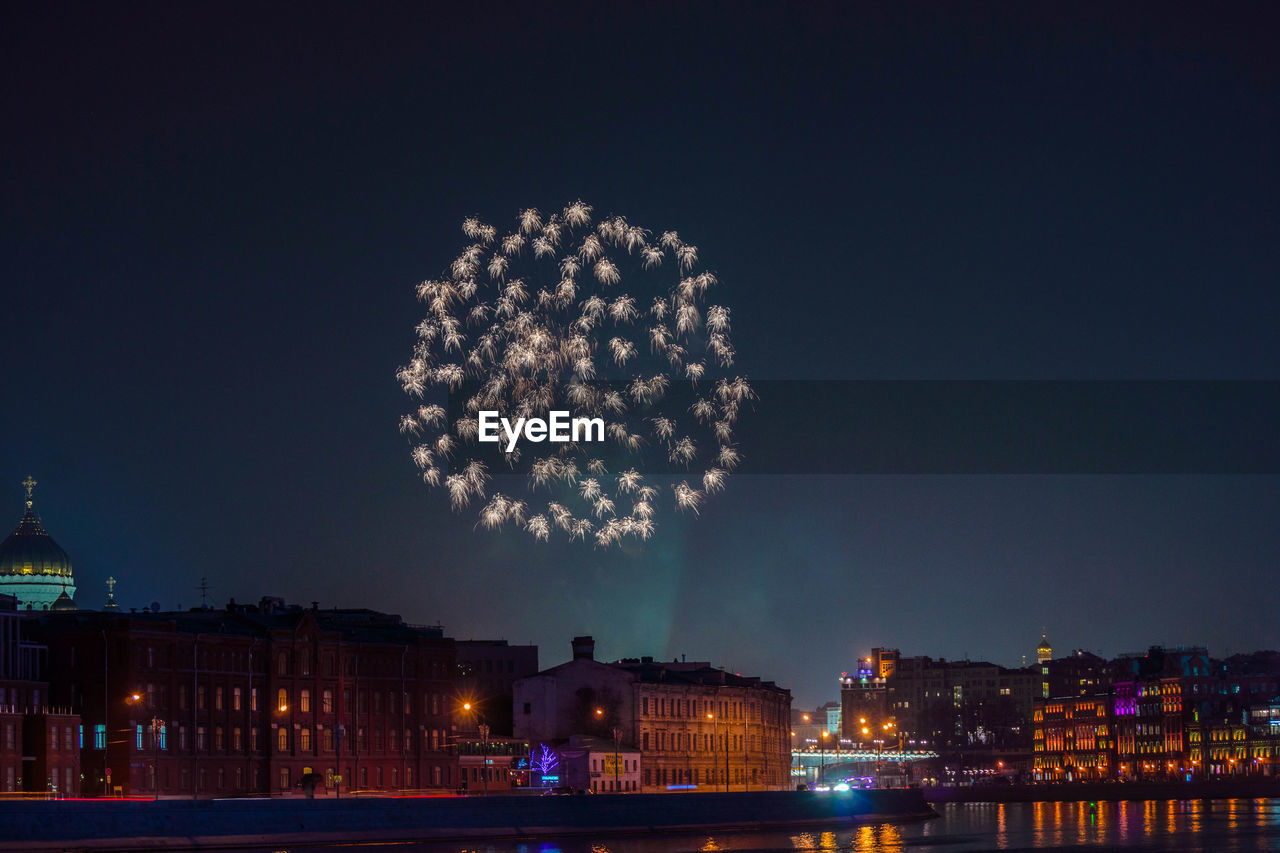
[792,749,938,767]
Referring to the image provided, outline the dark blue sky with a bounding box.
[3,2,1278,706]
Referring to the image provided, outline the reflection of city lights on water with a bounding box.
[789,832,817,849]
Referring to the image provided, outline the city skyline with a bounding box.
[4,2,1279,711]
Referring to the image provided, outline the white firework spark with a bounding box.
[399,202,749,544]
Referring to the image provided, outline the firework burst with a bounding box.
[398,201,749,545]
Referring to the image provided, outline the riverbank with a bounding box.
[0,789,936,851]
[924,777,1280,803]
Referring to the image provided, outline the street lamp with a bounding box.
[463,702,490,797]
[594,707,621,793]
[819,730,828,785]
[708,712,722,791]
[127,692,163,801]
[478,723,490,796]
[612,726,621,792]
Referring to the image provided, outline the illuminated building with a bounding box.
[1032,694,1116,781]
[1030,646,1280,782]
[0,593,81,794]
[31,597,455,797]
[840,648,897,738]
[513,636,792,792]
[0,478,77,610]
[1036,633,1053,665]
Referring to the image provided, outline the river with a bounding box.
[233,798,1280,852]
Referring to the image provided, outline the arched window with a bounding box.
[277,688,288,711]
[277,726,289,752]
[300,727,312,751]
[300,689,311,713]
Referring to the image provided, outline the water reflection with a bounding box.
[238,798,1280,853]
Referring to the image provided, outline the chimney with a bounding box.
[571,636,595,661]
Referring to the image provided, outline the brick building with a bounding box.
[0,593,80,795]
[31,597,456,797]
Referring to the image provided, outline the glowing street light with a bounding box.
[127,692,163,801]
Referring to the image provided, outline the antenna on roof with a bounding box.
[198,577,211,610]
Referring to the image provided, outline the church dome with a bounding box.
[0,478,76,609]
[50,587,78,611]
[0,509,73,578]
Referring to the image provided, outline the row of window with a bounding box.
[640,730,756,753]
[641,766,773,786]
[640,696,785,723]
[2,723,82,751]
[0,764,75,792]
[138,646,451,680]
[132,723,454,754]
[138,683,453,717]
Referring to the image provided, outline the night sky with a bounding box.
[4,2,1278,708]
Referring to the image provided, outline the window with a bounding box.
[196,726,207,750]
[78,724,84,749]
[94,724,106,749]
[277,652,289,675]
[279,767,290,789]
[233,727,243,750]
[277,688,288,712]
[300,650,311,676]
[301,689,311,713]
[322,690,334,714]
[215,687,224,710]
[233,687,242,711]
[300,727,312,751]
[215,727,224,750]
[197,686,206,709]
[323,727,334,751]
[374,692,382,714]
[344,689,353,714]
[277,727,289,752]
[136,724,144,749]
